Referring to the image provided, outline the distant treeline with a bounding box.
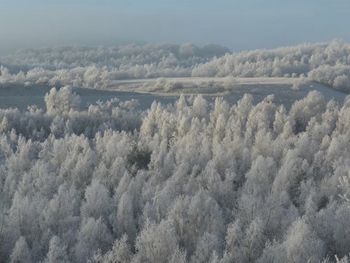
[1,41,350,92]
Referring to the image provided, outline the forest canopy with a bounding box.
[1,87,350,262]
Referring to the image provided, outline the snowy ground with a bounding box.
[110,77,295,86]
[108,77,297,94]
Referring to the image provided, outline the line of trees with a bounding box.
[2,41,350,92]
[192,40,350,92]
[0,44,229,88]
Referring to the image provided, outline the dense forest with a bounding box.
[0,86,350,262]
[0,44,229,89]
[1,40,350,92]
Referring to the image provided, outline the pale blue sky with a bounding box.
[0,0,349,53]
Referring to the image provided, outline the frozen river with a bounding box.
[0,81,346,111]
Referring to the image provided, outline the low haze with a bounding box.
[0,0,350,53]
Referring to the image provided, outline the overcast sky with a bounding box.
[0,0,349,54]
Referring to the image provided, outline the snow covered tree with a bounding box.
[10,236,32,263]
[43,236,69,263]
[45,86,81,115]
[75,218,113,263]
[135,220,179,263]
